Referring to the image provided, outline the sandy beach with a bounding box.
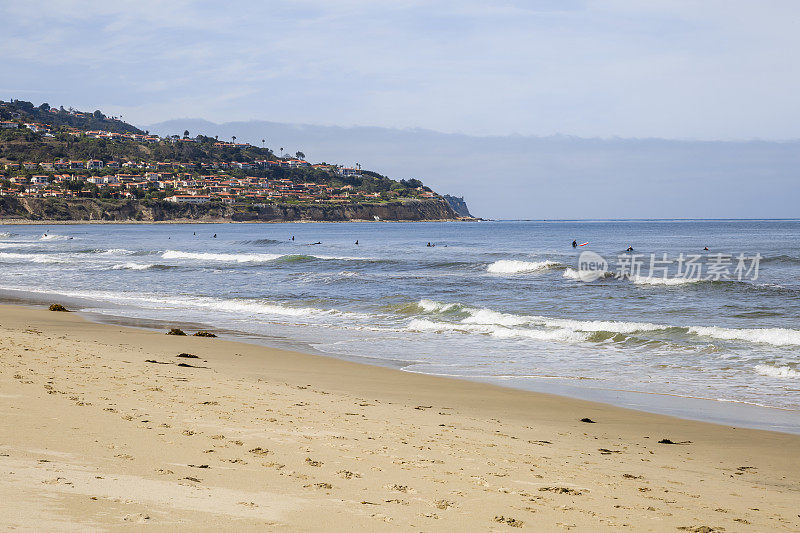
[1,303,799,531]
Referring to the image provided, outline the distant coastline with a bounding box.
[0,197,469,224]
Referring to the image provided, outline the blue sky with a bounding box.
[3,0,800,140]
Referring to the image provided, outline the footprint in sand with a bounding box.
[122,513,150,523]
[248,447,271,456]
[494,515,524,528]
[539,486,584,495]
[386,484,416,494]
[434,499,455,510]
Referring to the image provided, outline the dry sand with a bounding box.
[1,303,798,531]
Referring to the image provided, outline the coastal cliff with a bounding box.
[442,195,474,218]
[0,197,459,222]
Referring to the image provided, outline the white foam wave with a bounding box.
[313,255,373,261]
[631,275,702,286]
[417,299,462,313]
[487,259,560,274]
[414,299,671,337]
[0,252,65,264]
[162,250,283,263]
[406,318,587,343]
[100,248,134,255]
[0,242,37,249]
[0,283,335,320]
[690,326,800,346]
[533,316,670,334]
[462,308,528,327]
[754,364,800,379]
[111,262,155,271]
[0,232,12,238]
[417,299,800,349]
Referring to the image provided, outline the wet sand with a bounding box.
[1,303,798,531]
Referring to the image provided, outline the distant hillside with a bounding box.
[0,101,463,222]
[0,99,144,135]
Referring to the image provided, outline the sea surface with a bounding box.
[1,220,799,431]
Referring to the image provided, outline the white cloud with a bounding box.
[3,0,800,139]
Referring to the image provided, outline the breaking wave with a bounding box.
[406,318,588,343]
[101,248,135,255]
[689,326,800,347]
[406,299,800,352]
[110,262,176,271]
[0,252,65,264]
[405,299,675,344]
[487,259,561,274]
[161,250,376,264]
[162,250,284,263]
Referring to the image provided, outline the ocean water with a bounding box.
[1,220,799,430]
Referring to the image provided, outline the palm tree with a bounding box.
[280,147,284,158]
[232,136,237,144]
[183,130,189,138]
[261,139,265,147]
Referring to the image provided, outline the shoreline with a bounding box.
[2,285,798,435]
[1,302,799,530]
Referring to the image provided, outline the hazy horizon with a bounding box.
[147,117,800,220]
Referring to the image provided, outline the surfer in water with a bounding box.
[572,240,577,248]
[626,246,634,252]
[703,246,709,251]
[355,240,358,245]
